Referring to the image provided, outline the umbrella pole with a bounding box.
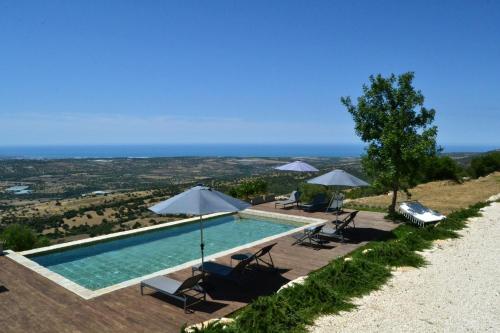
[199,215,205,276]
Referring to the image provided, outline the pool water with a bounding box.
[30,215,298,290]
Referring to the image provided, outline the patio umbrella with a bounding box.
[275,160,319,172]
[307,169,369,187]
[149,185,250,269]
[307,169,369,219]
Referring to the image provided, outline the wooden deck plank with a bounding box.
[0,205,396,332]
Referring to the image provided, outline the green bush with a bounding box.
[468,151,500,178]
[422,156,463,182]
[360,240,426,267]
[0,224,48,251]
[298,183,332,203]
[229,179,268,199]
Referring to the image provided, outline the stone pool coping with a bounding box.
[6,209,326,299]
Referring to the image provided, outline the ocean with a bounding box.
[0,144,496,159]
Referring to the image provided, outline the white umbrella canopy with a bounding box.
[149,185,251,268]
[275,160,319,172]
[307,169,369,187]
[149,185,250,215]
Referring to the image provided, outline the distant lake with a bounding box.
[0,144,497,159]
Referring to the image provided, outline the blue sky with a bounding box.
[1,0,499,146]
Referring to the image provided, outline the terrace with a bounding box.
[0,204,396,332]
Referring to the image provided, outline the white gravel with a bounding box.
[310,201,500,333]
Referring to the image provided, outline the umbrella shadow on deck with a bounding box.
[203,267,291,303]
[340,227,395,244]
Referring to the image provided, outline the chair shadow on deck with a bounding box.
[203,266,291,303]
[294,242,336,250]
[149,291,228,314]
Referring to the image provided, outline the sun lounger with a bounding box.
[301,193,329,212]
[322,211,358,242]
[140,274,206,313]
[275,191,300,209]
[292,225,329,246]
[399,201,446,227]
[192,256,254,285]
[236,242,277,269]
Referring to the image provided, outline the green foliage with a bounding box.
[310,257,392,299]
[0,224,48,251]
[298,183,331,203]
[360,240,426,267]
[342,72,438,212]
[192,200,489,333]
[344,186,384,199]
[468,151,500,178]
[228,179,268,199]
[421,155,463,182]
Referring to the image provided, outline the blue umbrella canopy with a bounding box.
[275,160,319,172]
[149,185,250,269]
[307,169,369,187]
[149,185,250,216]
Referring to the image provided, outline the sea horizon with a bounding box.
[0,143,497,159]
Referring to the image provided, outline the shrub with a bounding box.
[298,183,331,203]
[360,241,426,267]
[468,151,500,178]
[229,179,268,199]
[422,156,463,182]
[1,224,39,251]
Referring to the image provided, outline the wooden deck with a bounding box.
[0,204,397,333]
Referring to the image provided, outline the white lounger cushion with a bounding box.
[399,201,446,226]
[141,276,182,294]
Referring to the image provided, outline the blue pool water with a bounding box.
[30,215,298,290]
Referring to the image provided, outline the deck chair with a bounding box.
[301,193,329,212]
[275,191,300,209]
[399,201,446,227]
[140,274,206,313]
[292,225,329,246]
[192,256,254,285]
[322,211,359,242]
[239,242,277,269]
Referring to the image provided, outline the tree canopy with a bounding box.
[342,72,438,212]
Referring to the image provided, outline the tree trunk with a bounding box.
[389,187,398,213]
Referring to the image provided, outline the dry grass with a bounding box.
[349,172,500,214]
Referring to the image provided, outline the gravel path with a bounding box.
[311,201,500,333]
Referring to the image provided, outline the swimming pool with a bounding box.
[28,214,301,291]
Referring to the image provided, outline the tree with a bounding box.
[1,224,38,251]
[342,72,438,213]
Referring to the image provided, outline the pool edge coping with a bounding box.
[6,209,326,299]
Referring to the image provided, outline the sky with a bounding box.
[1,0,499,146]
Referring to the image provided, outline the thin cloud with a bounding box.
[0,112,358,145]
